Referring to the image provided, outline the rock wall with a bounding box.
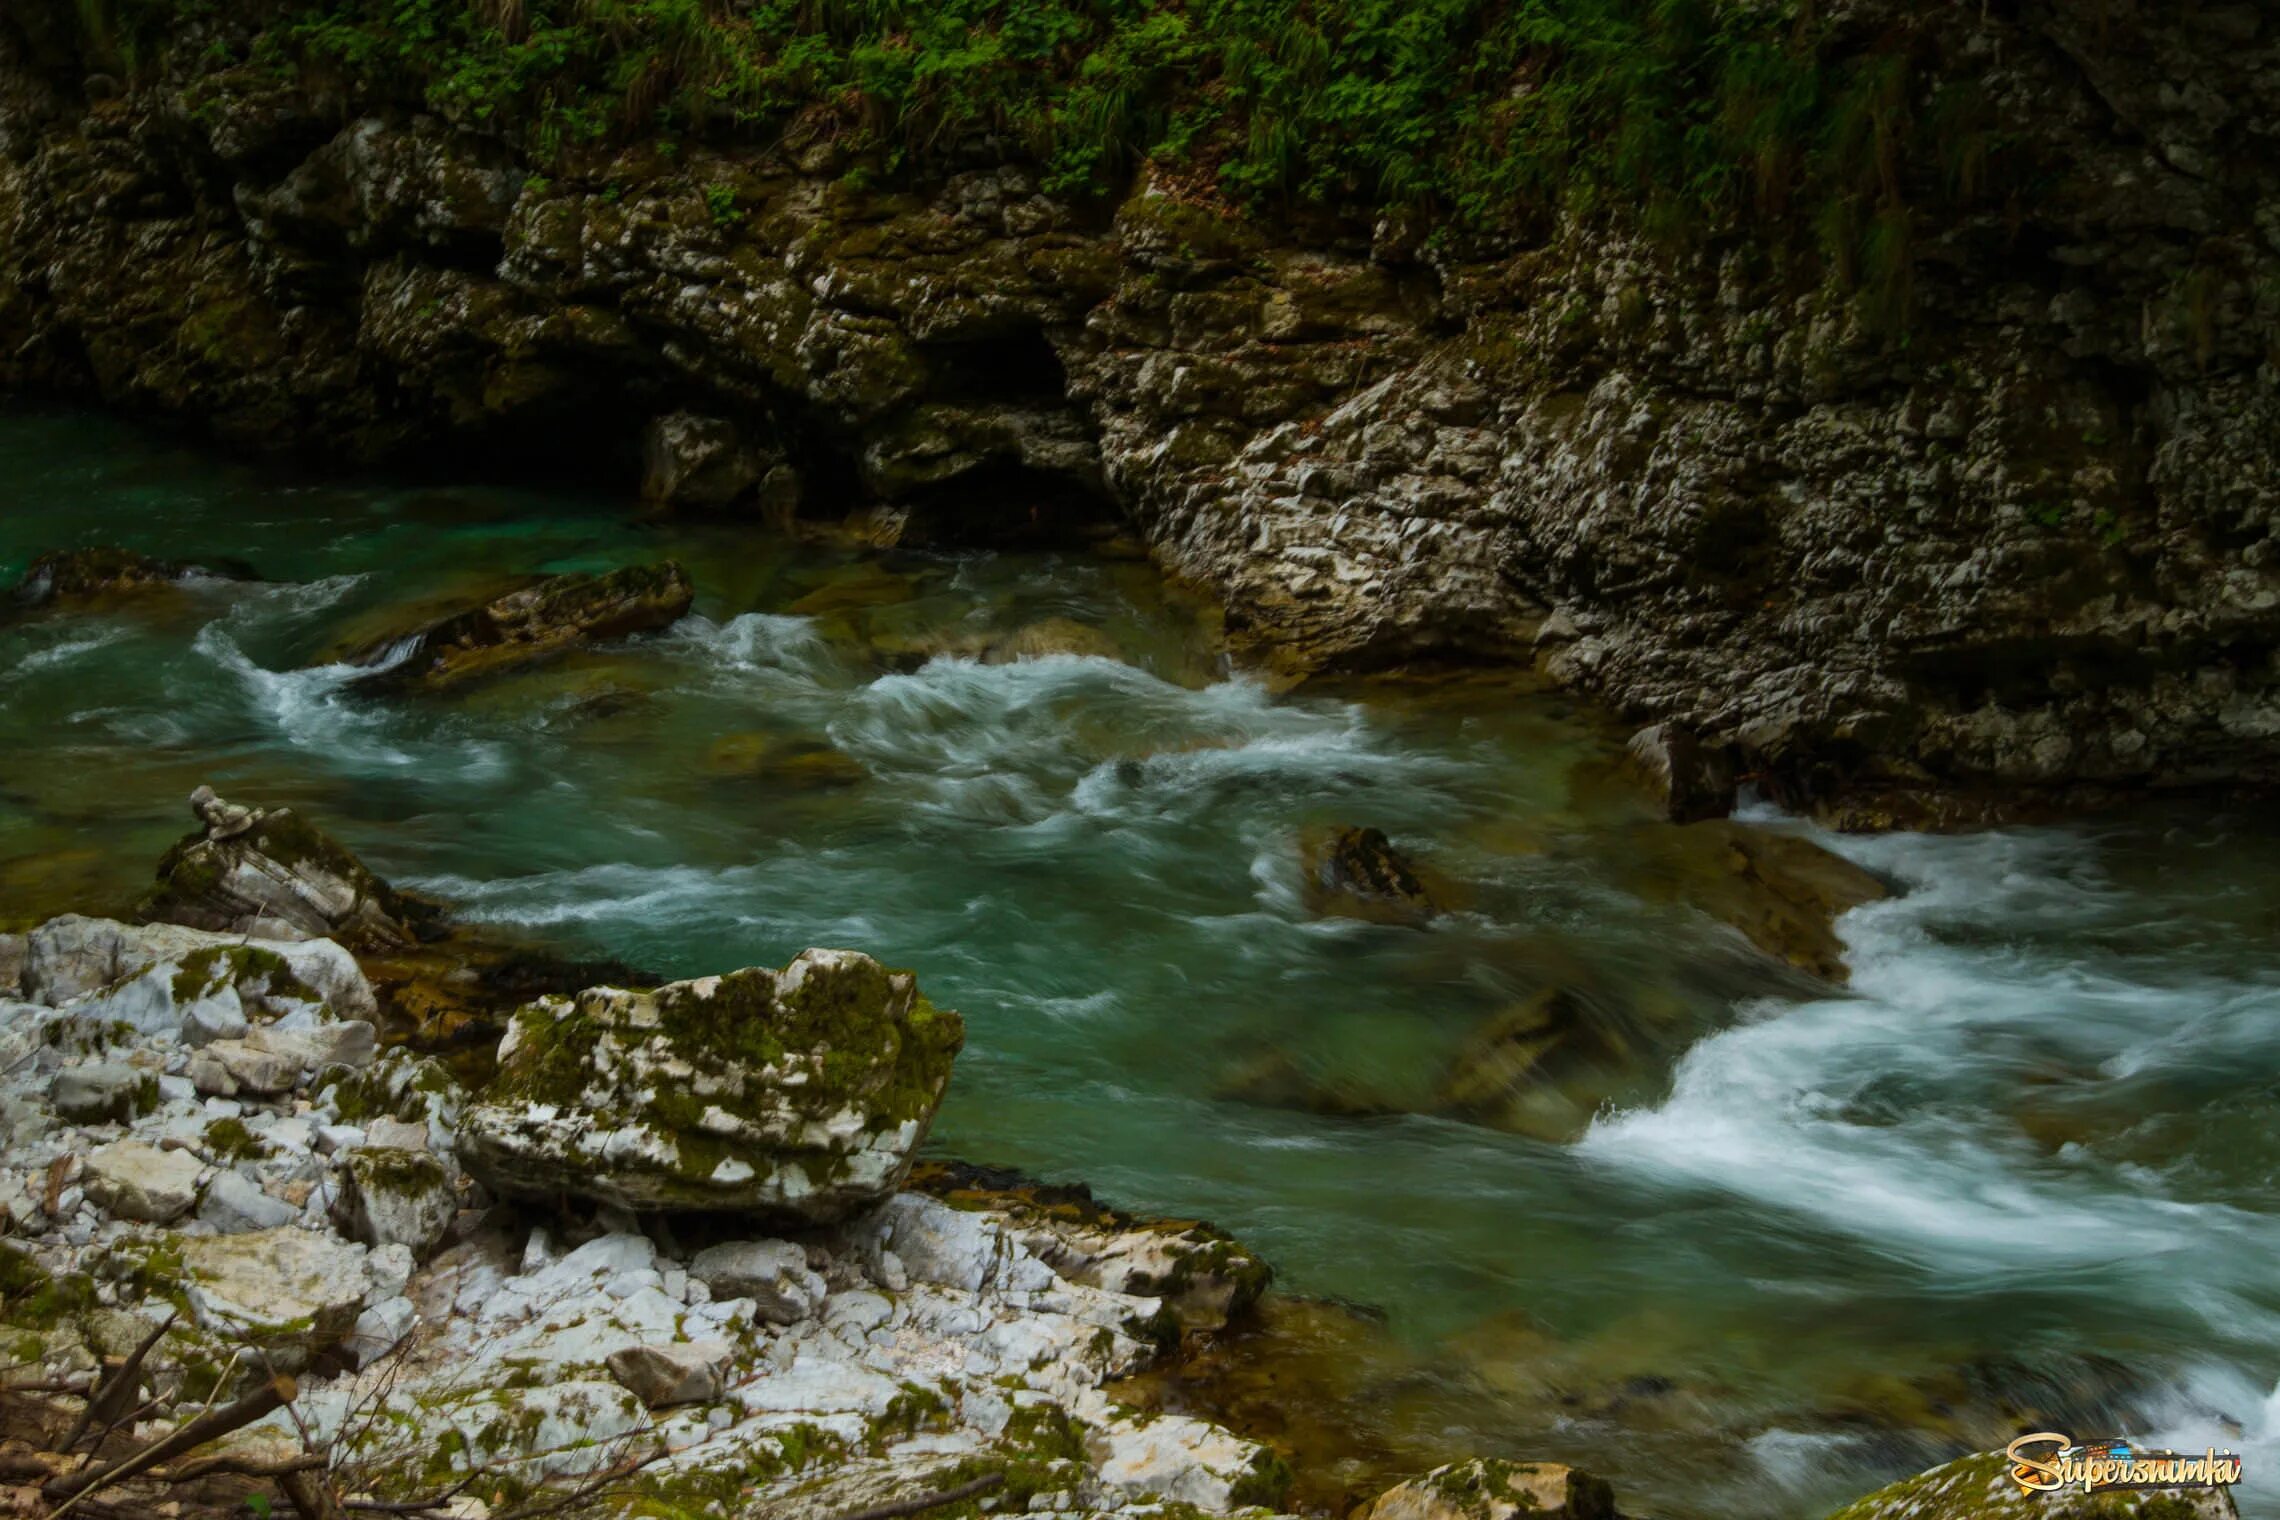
[4,1,2279,823]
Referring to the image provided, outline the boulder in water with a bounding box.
[1355,1459,1617,1520]
[141,788,440,953]
[1821,1448,2238,1519]
[344,562,693,695]
[8,546,254,609]
[1620,722,1736,823]
[456,948,963,1220]
[1621,820,1889,982]
[1301,826,1447,926]
[1433,988,1634,1144]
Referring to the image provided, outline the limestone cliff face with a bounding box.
[3,1,2278,824]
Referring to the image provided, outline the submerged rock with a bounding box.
[456,949,963,1219]
[1433,988,1634,1145]
[344,561,694,695]
[1822,1448,2238,1519]
[704,732,868,789]
[140,787,440,952]
[8,546,254,609]
[1300,826,1446,926]
[1357,1459,1617,1520]
[1621,821,1890,982]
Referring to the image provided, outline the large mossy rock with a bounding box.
[1356,1459,1617,1520]
[456,949,963,1220]
[141,787,439,953]
[1824,1449,2237,1519]
[344,562,693,695]
[1621,820,1890,982]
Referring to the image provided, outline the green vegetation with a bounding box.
[83,0,2013,311]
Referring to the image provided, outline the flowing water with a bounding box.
[4,407,2279,1519]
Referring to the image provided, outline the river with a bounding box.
[3,408,2275,1519]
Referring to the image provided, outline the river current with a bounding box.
[4,409,2277,1519]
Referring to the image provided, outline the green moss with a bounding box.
[1228,1448,1295,1510]
[204,1115,272,1161]
[0,1244,99,1330]
[171,943,319,1007]
[352,1146,449,1198]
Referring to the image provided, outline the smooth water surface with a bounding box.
[4,408,2278,1519]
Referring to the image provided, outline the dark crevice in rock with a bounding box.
[917,327,1072,406]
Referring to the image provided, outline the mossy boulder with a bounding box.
[140,787,440,953]
[1357,1458,1617,1520]
[1823,1449,2238,1519]
[343,562,694,695]
[455,949,963,1221]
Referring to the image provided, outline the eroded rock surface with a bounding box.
[457,949,962,1219]
[344,562,695,695]
[5,2,2279,818]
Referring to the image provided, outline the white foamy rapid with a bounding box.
[1580,817,2280,1496]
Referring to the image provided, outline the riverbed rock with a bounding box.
[334,1147,456,1259]
[83,1140,204,1223]
[344,562,694,695]
[687,1239,826,1324]
[8,547,253,609]
[605,1339,732,1408]
[190,1023,377,1097]
[456,949,963,1219]
[22,912,378,1020]
[1433,989,1633,1145]
[140,790,440,952]
[198,1170,300,1233]
[179,1226,373,1351]
[1622,822,1891,982]
[1357,1459,1617,1520]
[1821,1448,2238,1519]
[50,1061,157,1124]
[1300,826,1445,926]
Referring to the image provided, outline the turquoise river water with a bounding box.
[3,409,2278,1519]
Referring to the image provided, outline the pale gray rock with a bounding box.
[334,1147,456,1259]
[687,1239,826,1325]
[51,1061,157,1124]
[180,1227,372,1349]
[83,1140,204,1223]
[19,915,376,1024]
[606,1340,733,1408]
[198,1170,299,1233]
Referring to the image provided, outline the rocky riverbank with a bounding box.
[4,2,2280,826]
[0,785,2242,1520]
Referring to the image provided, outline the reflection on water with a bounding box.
[4,408,2278,1519]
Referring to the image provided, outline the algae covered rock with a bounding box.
[1300,826,1447,926]
[344,561,694,695]
[456,949,963,1220]
[141,787,439,953]
[1823,1448,2238,1519]
[8,546,254,609]
[1357,1458,1617,1520]
[1619,821,1889,983]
